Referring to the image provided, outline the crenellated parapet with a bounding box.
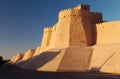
[58,8,82,19]
[96,20,120,26]
[58,5,102,23]
[96,20,120,29]
[96,21,120,44]
[44,27,53,33]
[59,4,90,18]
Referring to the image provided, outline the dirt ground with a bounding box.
[0,64,120,79]
[0,70,120,79]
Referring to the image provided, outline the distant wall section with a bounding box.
[40,27,52,51]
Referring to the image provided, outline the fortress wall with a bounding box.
[74,4,90,12]
[33,46,41,56]
[13,53,24,63]
[89,44,120,72]
[22,49,35,60]
[96,21,120,44]
[100,50,120,73]
[69,11,102,46]
[69,14,87,46]
[50,5,103,48]
[48,12,71,49]
[83,12,102,46]
[59,8,74,20]
[58,9,102,47]
[90,12,103,23]
[37,49,66,71]
[40,27,52,51]
[10,56,16,62]
[58,46,93,71]
[47,24,57,49]
[17,49,63,70]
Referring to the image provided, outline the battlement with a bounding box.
[96,20,120,26]
[59,8,81,19]
[44,27,53,32]
[74,4,90,11]
[28,49,36,52]
[58,4,102,21]
[96,20,120,45]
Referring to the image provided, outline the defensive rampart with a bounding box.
[40,27,52,51]
[22,49,35,60]
[96,21,120,44]
[13,53,24,63]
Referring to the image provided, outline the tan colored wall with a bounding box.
[33,46,41,56]
[89,44,120,73]
[49,14,70,48]
[96,21,120,44]
[22,49,35,60]
[13,53,24,63]
[37,49,65,71]
[17,48,63,70]
[40,27,52,51]
[12,4,120,73]
[100,51,120,73]
[39,4,103,50]
[49,4,103,48]
[47,24,58,49]
[58,46,93,71]
[10,56,16,62]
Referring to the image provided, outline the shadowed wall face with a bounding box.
[13,53,24,63]
[58,47,93,71]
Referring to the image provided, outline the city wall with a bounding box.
[96,21,120,44]
[10,4,120,73]
[13,53,24,63]
[22,49,35,60]
[33,46,41,56]
[40,27,52,51]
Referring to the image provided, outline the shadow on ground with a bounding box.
[0,65,120,79]
[16,51,60,69]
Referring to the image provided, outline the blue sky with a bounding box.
[0,0,120,59]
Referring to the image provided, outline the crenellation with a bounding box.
[44,27,53,33]
[96,20,120,27]
[59,8,81,18]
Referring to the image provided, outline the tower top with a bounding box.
[74,4,90,12]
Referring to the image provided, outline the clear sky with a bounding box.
[0,0,120,59]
